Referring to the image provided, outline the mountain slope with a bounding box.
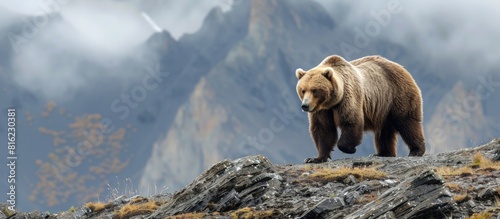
[5,138,500,218]
[139,0,343,191]
[139,0,499,193]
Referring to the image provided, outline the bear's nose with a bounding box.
[301,104,309,111]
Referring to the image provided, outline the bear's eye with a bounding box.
[302,90,305,95]
[312,89,317,94]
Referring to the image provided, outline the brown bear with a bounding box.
[295,55,425,163]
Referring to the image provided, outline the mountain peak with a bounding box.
[243,0,334,41]
[204,6,225,25]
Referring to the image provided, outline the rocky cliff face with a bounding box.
[139,0,499,194]
[426,81,494,154]
[139,0,339,192]
[4,139,499,218]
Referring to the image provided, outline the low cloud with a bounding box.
[2,0,157,100]
[4,0,499,100]
[1,0,234,100]
[316,0,500,79]
[130,0,232,39]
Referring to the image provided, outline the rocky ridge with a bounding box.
[2,139,500,219]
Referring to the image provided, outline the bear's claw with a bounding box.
[338,145,356,154]
[409,149,425,156]
[304,157,328,163]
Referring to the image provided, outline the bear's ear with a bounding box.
[295,68,306,80]
[322,68,333,80]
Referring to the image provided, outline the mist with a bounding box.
[315,0,500,80]
[3,0,499,100]
[128,0,232,39]
[0,0,226,100]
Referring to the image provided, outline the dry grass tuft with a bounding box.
[435,166,473,177]
[114,201,159,219]
[436,152,500,177]
[471,152,499,170]
[130,196,148,204]
[165,212,210,219]
[85,202,109,213]
[307,167,386,183]
[356,194,378,204]
[495,186,500,207]
[467,211,493,219]
[453,194,469,203]
[445,183,462,192]
[230,207,278,219]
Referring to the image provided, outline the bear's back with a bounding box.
[349,56,421,129]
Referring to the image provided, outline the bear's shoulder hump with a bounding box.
[321,55,350,67]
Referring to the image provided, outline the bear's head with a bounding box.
[295,66,344,112]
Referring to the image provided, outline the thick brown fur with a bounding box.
[296,55,425,163]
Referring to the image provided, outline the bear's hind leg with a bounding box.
[395,119,425,156]
[374,123,398,157]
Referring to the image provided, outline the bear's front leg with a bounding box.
[337,123,363,154]
[336,103,364,154]
[305,109,337,163]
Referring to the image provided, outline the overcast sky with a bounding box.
[1,0,499,99]
[318,0,500,78]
